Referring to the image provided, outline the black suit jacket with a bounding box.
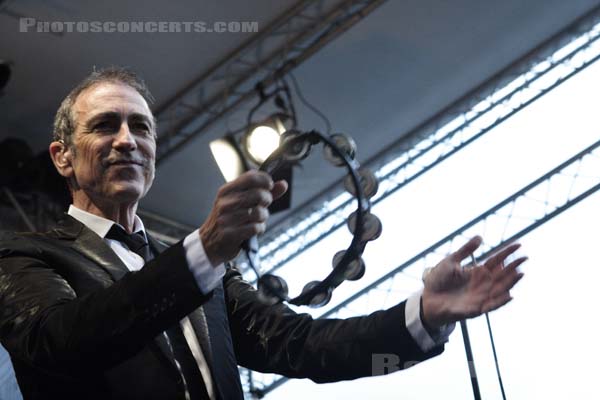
[0,216,443,399]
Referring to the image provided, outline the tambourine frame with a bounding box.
[256,129,374,307]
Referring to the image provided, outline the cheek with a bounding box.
[85,151,105,173]
[141,140,156,176]
[145,163,155,181]
[75,147,99,175]
[74,141,107,179]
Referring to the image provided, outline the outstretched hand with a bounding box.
[421,236,526,330]
[200,170,288,266]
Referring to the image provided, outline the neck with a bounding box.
[72,193,138,233]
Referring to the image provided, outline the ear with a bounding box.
[49,141,74,179]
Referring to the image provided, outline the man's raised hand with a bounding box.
[200,170,288,266]
[421,236,526,330]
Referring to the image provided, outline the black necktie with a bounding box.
[105,225,152,262]
[105,224,209,399]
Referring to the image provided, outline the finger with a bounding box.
[240,189,273,208]
[484,243,521,270]
[503,256,528,272]
[219,189,273,212]
[219,170,273,195]
[250,206,270,223]
[492,256,527,287]
[237,222,267,237]
[271,180,288,201]
[487,271,524,311]
[220,220,268,242]
[496,269,525,294]
[451,236,483,262]
[227,206,270,224]
[489,270,524,298]
[482,293,513,313]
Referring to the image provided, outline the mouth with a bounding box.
[108,160,144,167]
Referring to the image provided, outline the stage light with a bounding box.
[209,136,247,182]
[210,80,299,212]
[242,113,289,165]
[244,125,280,164]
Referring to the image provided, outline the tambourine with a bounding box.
[252,130,382,307]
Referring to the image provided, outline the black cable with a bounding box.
[467,253,508,400]
[286,71,332,135]
[460,320,482,400]
[485,313,507,400]
[279,81,298,129]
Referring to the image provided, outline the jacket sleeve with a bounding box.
[223,267,444,383]
[0,235,211,377]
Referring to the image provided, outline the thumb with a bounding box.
[271,180,289,200]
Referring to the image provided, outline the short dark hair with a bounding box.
[52,66,155,145]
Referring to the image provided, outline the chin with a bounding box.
[109,184,145,204]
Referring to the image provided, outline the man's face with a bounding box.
[67,82,156,205]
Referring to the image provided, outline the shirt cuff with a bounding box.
[182,229,226,294]
[405,291,455,352]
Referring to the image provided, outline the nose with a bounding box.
[113,122,137,151]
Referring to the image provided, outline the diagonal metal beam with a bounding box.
[154,0,387,165]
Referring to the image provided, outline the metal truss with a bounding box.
[243,136,600,397]
[154,0,387,165]
[251,6,600,281]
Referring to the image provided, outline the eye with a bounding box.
[93,120,118,133]
[131,122,150,133]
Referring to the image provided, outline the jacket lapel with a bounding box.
[53,216,193,382]
[53,215,129,282]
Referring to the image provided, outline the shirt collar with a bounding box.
[68,204,147,240]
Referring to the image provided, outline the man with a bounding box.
[0,68,525,400]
